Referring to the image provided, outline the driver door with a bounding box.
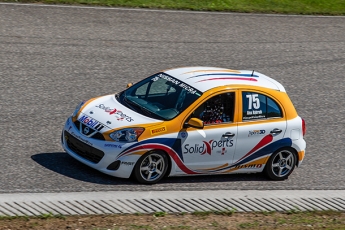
[179,92,238,173]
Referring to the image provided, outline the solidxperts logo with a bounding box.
[183,139,234,155]
[96,104,134,122]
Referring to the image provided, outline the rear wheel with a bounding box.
[133,151,168,184]
[264,148,297,180]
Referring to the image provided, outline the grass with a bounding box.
[153,211,166,217]
[238,221,260,229]
[1,0,345,15]
[1,210,344,230]
[37,212,65,219]
[0,215,30,221]
[192,208,237,217]
[0,212,65,221]
[129,225,152,229]
[286,206,302,214]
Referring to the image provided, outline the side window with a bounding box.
[193,92,235,125]
[267,97,282,118]
[242,92,282,121]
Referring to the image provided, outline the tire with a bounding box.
[133,151,168,184]
[264,148,297,180]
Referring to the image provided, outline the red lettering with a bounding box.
[109,109,117,115]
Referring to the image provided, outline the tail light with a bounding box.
[302,118,306,136]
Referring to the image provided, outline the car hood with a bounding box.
[76,95,163,132]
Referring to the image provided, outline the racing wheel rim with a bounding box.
[139,153,166,182]
[270,149,296,177]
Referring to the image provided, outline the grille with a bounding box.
[92,132,106,140]
[80,123,95,135]
[74,120,105,140]
[65,131,104,164]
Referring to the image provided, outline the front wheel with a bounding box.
[133,151,168,184]
[264,148,297,180]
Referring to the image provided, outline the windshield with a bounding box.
[118,73,202,120]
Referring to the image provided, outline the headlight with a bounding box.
[72,101,85,117]
[109,128,144,142]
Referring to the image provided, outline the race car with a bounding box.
[61,67,306,184]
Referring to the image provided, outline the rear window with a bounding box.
[242,92,282,121]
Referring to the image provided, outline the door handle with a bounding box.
[222,132,235,138]
[270,128,282,134]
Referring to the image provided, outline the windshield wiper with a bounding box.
[124,97,166,120]
[122,96,151,116]
[140,106,167,120]
[123,96,140,111]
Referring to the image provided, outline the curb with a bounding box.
[0,190,344,216]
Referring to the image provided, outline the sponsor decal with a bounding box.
[178,82,198,95]
[217,147,227,155]
[156,73,199,95]
[121,161,134,166]
[248,130,265,137]
[104,143,122,149]
[68,126,72,131]
[183,139,233,155]
[243,114,266,120]
[150,126,167,135]
[234,164,262,169]
[151,76,160,81]
[78,115,104,131]
[96,104,134,122]
[70,132,93,146]
[156,73,181,85]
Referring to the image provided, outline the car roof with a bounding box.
[163,67,286,93]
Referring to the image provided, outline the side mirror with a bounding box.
[185,118,204,129]
[126,83,133,88]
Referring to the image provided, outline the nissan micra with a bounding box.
[61,67,306,184]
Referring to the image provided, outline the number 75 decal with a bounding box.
[246,94,260,109]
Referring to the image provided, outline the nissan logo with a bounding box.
[83,126,89,135]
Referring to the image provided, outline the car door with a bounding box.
[179,91,238,172]
[233,91,287,168]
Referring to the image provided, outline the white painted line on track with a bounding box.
[0,190,344,216]
[1,2,345,18]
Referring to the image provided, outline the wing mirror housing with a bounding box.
[184,118,204,129]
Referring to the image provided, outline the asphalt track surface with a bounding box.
[0,3,345,195]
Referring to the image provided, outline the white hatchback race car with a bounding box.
[61,67,306,184]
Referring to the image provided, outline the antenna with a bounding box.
[251,70,254,76]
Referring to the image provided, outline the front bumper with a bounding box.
[61,117,137,178]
